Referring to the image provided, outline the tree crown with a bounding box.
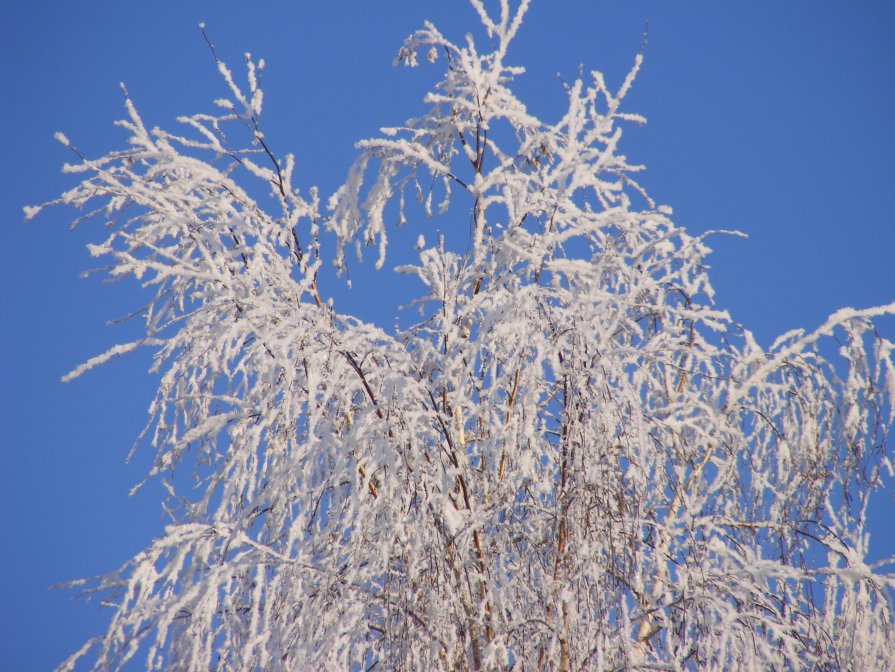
[30,2,895,670]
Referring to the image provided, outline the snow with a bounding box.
[31,1,895,669]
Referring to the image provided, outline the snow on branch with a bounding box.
[31,3,895,671]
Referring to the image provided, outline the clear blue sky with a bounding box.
[2,2,893,669]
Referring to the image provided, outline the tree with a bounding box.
[29,1,895,670]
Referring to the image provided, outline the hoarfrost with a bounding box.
[32,2,895,671]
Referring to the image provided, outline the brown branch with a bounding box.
[342,350,387,498]
[426,388,495,647]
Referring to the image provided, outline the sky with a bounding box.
[1,2,893,670]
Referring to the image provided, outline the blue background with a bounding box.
[2,2,893,669]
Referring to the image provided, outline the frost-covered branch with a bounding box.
[32,3,895,670]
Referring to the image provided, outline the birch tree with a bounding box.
[30,1,895,670]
